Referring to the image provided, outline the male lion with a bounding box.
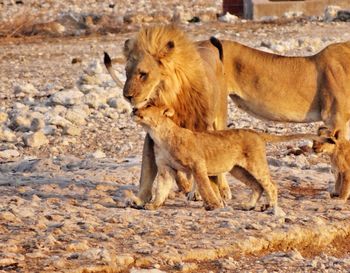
[313,128,350,202]
[133,105,318,215]
[105,25,231,207]
[203,39,350,139]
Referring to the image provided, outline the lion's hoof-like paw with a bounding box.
[260,203,270,212]
[126,199,145,210]
[204,202,223,211]
[331,192,340,198]
[144,203,159,210]
[187,191,202,201]
[264,205,286,217]
[240,202,255,211]
[220,186,232,201]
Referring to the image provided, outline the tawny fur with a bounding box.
[313,129,350,202]
[105,25,230,207]
[134,106,318,214]
[203,39,350,139]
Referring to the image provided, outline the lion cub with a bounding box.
[134,106,317,215]
[313,128,350,202]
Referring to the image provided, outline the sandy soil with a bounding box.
[1,6,350,272]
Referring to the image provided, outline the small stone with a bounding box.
[43,125,57,135]
[0,112,8,123]
[30,117,45,132]
[324,5,341,22]
[66,241,90,252]
[0,211,19,222]
[50,88,84,106]
[87,150,106,159]
[14,83,39,97]
[0,126,16,142]
[115,255,135,266]
[218,12,239,23]
[23,131,49,147]
[0,149,20,159]
[11,114,32,131]
[63,125,81,136]
[65,108,87,125]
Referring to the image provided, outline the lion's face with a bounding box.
[123,37,175,109]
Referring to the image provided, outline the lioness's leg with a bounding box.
[193,164,224,210]
[338,172,350,201]
[331,173,342,198]
[230,166,263,210]
[135,134,157,206]
[145,167,175,210]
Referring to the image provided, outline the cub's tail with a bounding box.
[103,52,124,89]
[259,132,319,143]
[210,36,223,62]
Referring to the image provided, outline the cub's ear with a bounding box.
[317,126,331,137]
[123,38,135,58]
[326,138,336,144]
[163,107,175,117]
[333,130,341,140]
[158,40,175,59]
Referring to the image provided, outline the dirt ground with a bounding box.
[1,11,350,273]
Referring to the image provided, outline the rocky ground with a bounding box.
[1,1,350,273]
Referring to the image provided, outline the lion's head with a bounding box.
[122,25,209,113]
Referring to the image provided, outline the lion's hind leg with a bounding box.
[230,166,263,211]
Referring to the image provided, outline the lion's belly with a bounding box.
[230,94,322,123]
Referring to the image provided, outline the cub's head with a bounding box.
[312,127,338,154]
[122,25,183,109]
[133,106,174,128]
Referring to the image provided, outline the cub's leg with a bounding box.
[133,134,158,208]
[193,163,224,210]
[175,171,193,194]
[338,171,350,202]
[230,166,263,210]
[217,173,232,201]
[331,173,342,198]
[144,166,175,210]
[244,158,285,217]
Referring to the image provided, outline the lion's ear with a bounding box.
[123,38,135,58]
[333,130,341,140]
[158,40,175,59]
[163,108,175,117]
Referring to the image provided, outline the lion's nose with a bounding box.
[132,108,137,115]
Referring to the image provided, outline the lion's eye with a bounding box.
[139,71,148,81]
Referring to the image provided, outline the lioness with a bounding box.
[134,105,318,215]
[210,39,350,139]
[313,129,350,202]
[105,25,230,207]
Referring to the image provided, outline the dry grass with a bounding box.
[0,9,39,37]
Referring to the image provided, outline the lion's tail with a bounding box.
[210,36,223,62]
[259,132,319,143]
[103,52,124,89]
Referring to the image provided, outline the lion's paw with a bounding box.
[187,190,202,201]
[239,202,256,211]
[220,186,232,201]
[144,203,160,210]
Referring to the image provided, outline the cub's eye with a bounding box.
[139,71,148,81]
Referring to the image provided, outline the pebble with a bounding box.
[50,88,84,106]
[23,131,49,147]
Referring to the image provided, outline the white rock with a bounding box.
[30,117,45,132]
[65,108,87,125]
[218,12,239,23]
[0,126,16,142]
[172,6,193,23]
[88,150,106,159]
[83,91,107,109]
[0,111,8,123]
[47,115,72,128]
[11,114,32,131]
[50,88,84,106]
[63,125,81,136]
[84,60,103,76]
[43,125,57,135]
[0,149,20,159]
[23,131,49,147]
[14,83,39,97]
[324,5,341,22]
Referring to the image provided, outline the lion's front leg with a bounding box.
[132,134,157,208]
[144,167,175,210]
